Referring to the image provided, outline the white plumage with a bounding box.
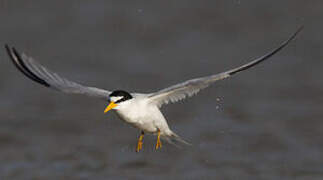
[5,26,302,151]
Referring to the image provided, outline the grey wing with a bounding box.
[148,26,303,107]
[5,45,111,100]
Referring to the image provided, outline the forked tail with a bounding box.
[162,131,192,147]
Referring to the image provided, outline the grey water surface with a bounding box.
[0,0,323,179]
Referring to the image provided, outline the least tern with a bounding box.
[5,27,302,152]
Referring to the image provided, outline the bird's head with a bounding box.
[104,90,133,113]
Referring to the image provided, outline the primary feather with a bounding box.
[148,26,303,107]
[5,45,111,99]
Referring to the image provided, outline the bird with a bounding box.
[5,26,302,152]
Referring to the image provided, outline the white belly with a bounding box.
[114,97,170,134]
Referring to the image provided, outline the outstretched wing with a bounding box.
[148,26,303,107]
[5,45,111,100]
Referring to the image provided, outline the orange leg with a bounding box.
[155,130,162,150]
[136,131,144,152]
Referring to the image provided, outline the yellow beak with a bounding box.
[104,101,118,113]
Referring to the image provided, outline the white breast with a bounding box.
[113,95,170,133]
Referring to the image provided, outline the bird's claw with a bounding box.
[136,132,144,152]
[155,130,162,150]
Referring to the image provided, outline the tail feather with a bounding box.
[162,136,181,148]
[162,131,192,147]
[171,132,192,145]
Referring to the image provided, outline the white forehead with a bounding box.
[110,96,123,102]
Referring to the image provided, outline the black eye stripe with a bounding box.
[115,96,132,103]
[115,98,127,103]
[110,90,133,103]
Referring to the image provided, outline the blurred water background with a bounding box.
[0,0,322,179]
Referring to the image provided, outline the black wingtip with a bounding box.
[296,25,304,34]
[228,26,303,76]
[4,44,9,50]
[5,44,50,87]
[4,44,11,57]
[289,25,304,42]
